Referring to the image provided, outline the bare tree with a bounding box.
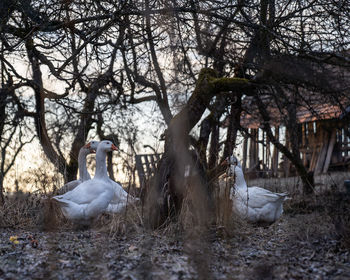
[0,77,34,202]
[1,0,131,184]
[1,0,350,205]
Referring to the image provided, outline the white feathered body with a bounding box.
[233,185,288,223]
[53,178,115,223]
[229,164,288,223]
[52,141,118,224]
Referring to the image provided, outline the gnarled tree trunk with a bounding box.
[144,68,255,228]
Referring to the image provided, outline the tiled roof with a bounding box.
[240,95,350,128]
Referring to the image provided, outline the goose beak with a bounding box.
[111,144,118,151]
[84,143,91,149]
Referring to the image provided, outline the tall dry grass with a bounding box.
[0,192,64,230]
[97,200,144,237]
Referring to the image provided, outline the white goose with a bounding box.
[52,140,118,224]
[57,140,100,194]
[225,156,289,224]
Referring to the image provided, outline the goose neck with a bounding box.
[78,149,89,180]
[94,149,109,179]
[233,168,247,189]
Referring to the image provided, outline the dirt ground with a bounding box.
[1,193,350,280]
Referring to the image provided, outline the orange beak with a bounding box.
[111,144,118,151]
[84,143,91,149]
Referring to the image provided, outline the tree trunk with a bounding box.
[0,176,4,204]
[208,125,219,169]
[222,96,242,160]
[107,152,115,181]
[144,68,255,228]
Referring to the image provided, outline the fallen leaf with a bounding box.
[128,245,137,252]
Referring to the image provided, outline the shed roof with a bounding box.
[240,95,350,129]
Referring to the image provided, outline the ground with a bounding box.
[0,193,350,280]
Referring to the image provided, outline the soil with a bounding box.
[0,194,350,280]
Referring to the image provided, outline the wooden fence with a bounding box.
[135,153,162,189]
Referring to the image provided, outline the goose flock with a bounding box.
[53,140,137,225]
[223,155,289,224]
[53,140,288,226]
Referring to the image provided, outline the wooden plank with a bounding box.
[308,122,318,171]
[149,155,156,171]
[143,155,152,177]
[266,138,270,174]
[312,124,324,172]
[255,129,259,168]
[284,129,290,177]
[271,126,279,177]
[150,155,160,177]
[314,144,327,174]
[309,146,320,171]
[155,153,161,161]
[344,128,349,156]
[262,131,266,169]
[302,123,308,166]
[323,129,337,173]
[242,136,248,172]
[248,128,256,170]
[314,130,329,175]
[135,155,145,186]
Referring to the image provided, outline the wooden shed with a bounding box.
[239,95,350,178]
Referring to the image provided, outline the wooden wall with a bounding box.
[242,120,350,178]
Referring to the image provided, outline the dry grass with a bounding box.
[1,177,248,241]
[0,192,42,228]
[214,176,249,238]
[97,201,144,237]
[323,191,350,248]
[0,192,63,230]
[178,182,212,232]
[285,189,350,248]
[4,177,349,252]
[2,177,350,279]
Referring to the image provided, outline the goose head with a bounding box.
[227,155,242,169]
[221,155,242,168]
[221,155,243,177]
[97,140,118,153]
[84,140,100,154]
[226,158,246,187]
